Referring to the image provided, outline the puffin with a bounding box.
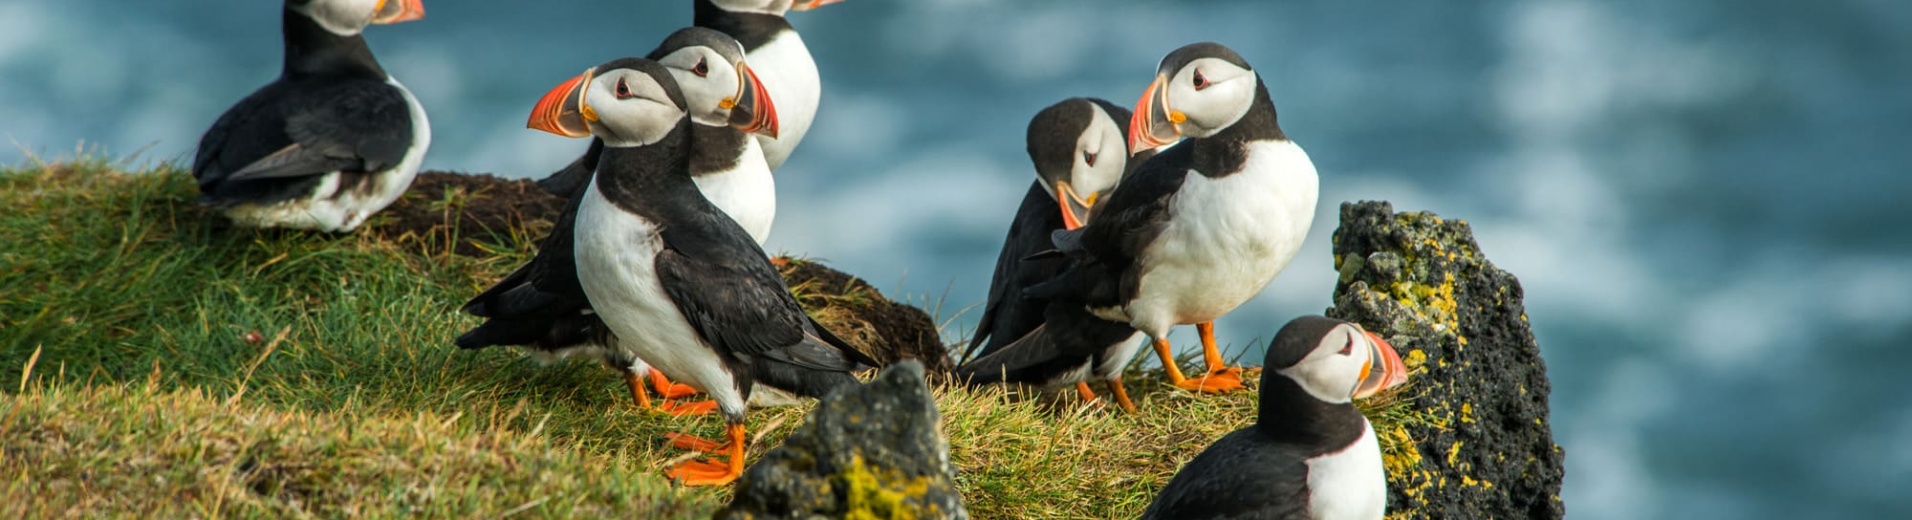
[956,97,1156,411]
[1139,316,1409,520]
[528,58,870,486]
[537,0,842,199]
[455,28,783,411]
[1029,42,1320,395]
[192,0,430,233]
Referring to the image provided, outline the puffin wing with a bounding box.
[1027,144,1191,307]
[456,191,600,350]
[966,183,1068,360]
[653,226,809,360]
[1139,429,1311,520]
[199,79,414,184]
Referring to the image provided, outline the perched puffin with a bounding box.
[1139,316,1408,520]
[528,58,870,486]
[537,0,842,199]
[455,28,782,410]
[1030,42,1319,394]
[956,97,1155,411]
[192,0,430,233]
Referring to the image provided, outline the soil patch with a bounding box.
[779,258,954,377]
[364,171,565,256]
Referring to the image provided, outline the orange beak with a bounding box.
[1353,330,1409,399]
[1054,181,1096,231]
[790,0,845,11]
[371,0,425,24]
[528,68,595,138]
[1128,74,1182,153]
[726,63,779,138]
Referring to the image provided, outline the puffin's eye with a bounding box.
[1338,333,1355,356]
[614,78,634,99]
[1083,151,1097,167]
[1192,70,1209,90]
[692,59,710,77]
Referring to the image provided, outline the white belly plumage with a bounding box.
[573,184,746,417]
[692,137,776,245]
[223,78,430,233]
[747,31,819,171]
[1104,140,1319,337]
[1305,420,1388,520]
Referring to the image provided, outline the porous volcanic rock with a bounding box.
[1329,201,1566,519]
[718,361,967,520]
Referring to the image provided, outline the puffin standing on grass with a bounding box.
[538,0,843,199]
[456,28,786,411]
[1030,42,1320,395]
[1140,316,1408,520]
[192,0,429,232]
[527,58,868,486]
[956,97,1154,411]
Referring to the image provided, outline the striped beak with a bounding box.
[528,68,596,138]
[725,63,779,138]
[1353,330,1410,399]
[1128,74,1183,152]
[371,0,425,24]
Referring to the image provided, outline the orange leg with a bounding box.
[648,368,699,399]
[666,431,730,453]
[1173,322,1244,393]
[1076,381,1099,403]
[1108,378,1138,413]
[664,423,747,486]
[1152,337,1194,385]
[625,370,654,409]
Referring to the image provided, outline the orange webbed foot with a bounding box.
[664,458,740,487]
[1174,366,1246,394]
[647,369,700,399]
[659,399,719,416]
[665,432,730,453]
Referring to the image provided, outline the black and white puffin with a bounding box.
[537,0,841,199]
[1030,42,1319,394]
[1140,316,1408,520]
[527,58,869,486]
[455,29,785,411]
[956,97,1156,411]
[192,0,430,232]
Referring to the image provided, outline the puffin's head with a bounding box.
[1130,42,1260,151]
[527,58,689,147]
[1026,98,1132,230]
[288,0,424,36]
[1263,316,1409,406]
[649,27,778,137]
[708,0,844,16]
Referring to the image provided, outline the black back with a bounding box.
[193,7,413,207]
[693,0,795,51]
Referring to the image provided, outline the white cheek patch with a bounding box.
[1175,59,1259,138]
[1276,327,1367,404]
[1072,108,1126,195]
[299,0,379,36]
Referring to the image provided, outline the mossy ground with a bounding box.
[1,161,1425,518]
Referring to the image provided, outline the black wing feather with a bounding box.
[966,183,1070,360]
[1140,428,1312,520]
[536,139,603,198]
[194,77,413,198]
[653,224,808,358]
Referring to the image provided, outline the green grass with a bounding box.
[0,161,1415,519]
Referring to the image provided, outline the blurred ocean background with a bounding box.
[3,0,1909,517]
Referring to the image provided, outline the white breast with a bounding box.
[1305,420,1388,520]
[746,30,819,170]
[1116,139,1319,337]
[573,184,746,418]
[221,77,430,233]
[692,137,777,245]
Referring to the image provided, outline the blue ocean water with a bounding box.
[3,0,1909,517]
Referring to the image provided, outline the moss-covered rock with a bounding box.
[1330,201,1565,519]
[719,361,966,520]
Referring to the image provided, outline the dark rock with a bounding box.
[1329,201,1566,520]
[778,259,955,377]
[718,361,967,520]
